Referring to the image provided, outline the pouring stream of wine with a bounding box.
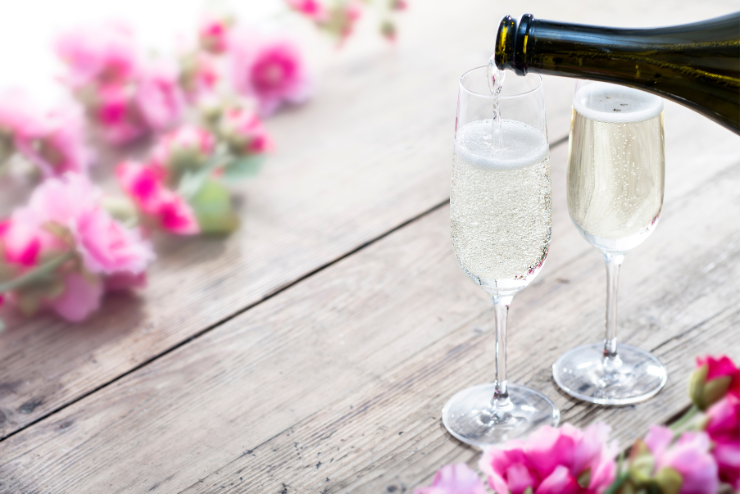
[487,55,505,156]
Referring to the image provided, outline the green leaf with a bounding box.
[689,365,708,409]
[189,179,239,235]
[0,251,73,293]
[221,155,265,182]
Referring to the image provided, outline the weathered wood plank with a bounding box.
[0,0,586,439]
[0,99,737,492]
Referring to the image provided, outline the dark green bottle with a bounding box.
[495,13,740,134]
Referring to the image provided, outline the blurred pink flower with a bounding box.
[479,423,618,494]
[135,61,185,132]
[0,220,41,267]
[149,126,215,173]
[198,16,232,54]
[117,161,199,235]
[219,107,273,155]
[328,2,362,43]
[231,33,312,116]
[644,426,719,494]
[0,91,91,176]
[414,463,487,494]
[390,0,408,11]
[705,395,740,489]
[55,21,138,88]
[14,173,154,275]
[286,0,329,22]
[48,271,103,322]
[95,84,149,145]
[180,52,220,101]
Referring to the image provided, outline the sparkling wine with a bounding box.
[451,119,551,294]
[567,82,665,253]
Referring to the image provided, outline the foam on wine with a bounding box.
[454,119,549,170]
[573,82,663,124]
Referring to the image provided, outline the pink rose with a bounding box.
[479,423,618,494]
[94,84,149,145]
[414,464,487,494]
[135,61,185,132]
[149,126,215,174]
[198,16,232,54]
[0,220,41,267]
[644,426,719,494]
[705,395,740,489]
[116,161,199,235]
[690,355,740,410]
[286,0,329,22]
[55,21,138,88]
[231,32,312,116]
[219,107,273,155]
[14,173,155,274]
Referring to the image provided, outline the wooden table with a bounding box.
[1,0,738,492]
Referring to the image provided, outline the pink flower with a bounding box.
[691,355,740,410]
[116,161,199,235]
[644,426,719,494]
[390,0,408,11]
[0,91,91,176]
[56,21,138,88]
[325,2,362,43]
[414,464,487,494]
[180,52,220,101]
[149,126,215,173]
[135,61,185,132]
[286,0,329,22]
[479,423,618,494]
[219,107,273,155]
[198,16,232,54]
[14,173,154,274]
[231,32,311,116]
[0,220,41,267]
[94,84,149,145]
[49,271,103,322]
[705,395,740,489]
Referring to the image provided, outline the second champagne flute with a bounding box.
[552,81,668,405]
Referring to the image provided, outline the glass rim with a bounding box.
[459,66,543,100]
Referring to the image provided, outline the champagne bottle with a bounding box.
[495,13,740,134]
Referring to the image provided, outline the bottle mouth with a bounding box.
[495,14,534,75]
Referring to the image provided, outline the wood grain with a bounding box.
[0,98,737,492]
[0,0,583,438]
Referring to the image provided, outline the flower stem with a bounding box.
[0,251,74,293]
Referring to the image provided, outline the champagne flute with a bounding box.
[552,80,668,405]
[442,67,559,448]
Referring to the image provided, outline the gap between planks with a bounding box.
[0,132,572,447]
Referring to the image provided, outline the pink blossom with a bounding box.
[479,423,618,494]
[286,0,329,22]
[94,84,149,145]
[691,355,740,410]
[0,91,91,176]
[414,464,487,494]
[56,21,138,88]
[49,271,103,322]
[644,426,719,494]
[13,173,154,274]
[180,52,220,101]
[705,395,740,489]
[326,2,362,43]
[0,220,41,267]
[149,126,215,173]
[198,16,232,54]
[231,32,312,116]
[219,107,273,155]
[390,0,408,11]
[135,61,185,132]
[116,161,199,235]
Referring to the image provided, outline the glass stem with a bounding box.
[603,253,625,364]
[492,294,514,408]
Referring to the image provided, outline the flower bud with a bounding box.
[689,355,740,410]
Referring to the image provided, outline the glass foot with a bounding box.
[442,383,560,448]
[552,343,667,405]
